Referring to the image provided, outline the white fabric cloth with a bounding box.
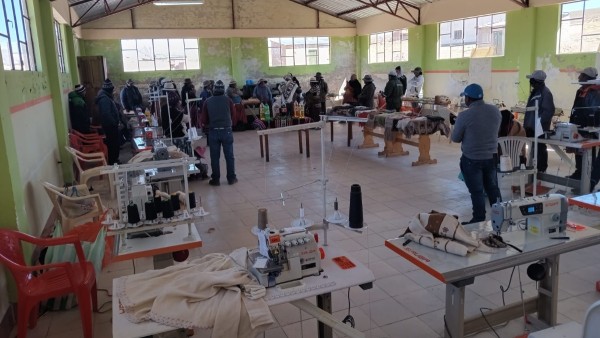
[116,249,274,338]
[406,75,424,98]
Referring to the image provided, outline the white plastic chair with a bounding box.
[498,136,536,198]
[583,299,600,338]
[65,146,114,196]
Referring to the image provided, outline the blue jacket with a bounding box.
[253,85,273,104]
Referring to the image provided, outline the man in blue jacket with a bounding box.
[96,79,121,164]
[523,70,555,173]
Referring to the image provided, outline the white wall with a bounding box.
[11,100,62,236]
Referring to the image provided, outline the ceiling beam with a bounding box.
[353,0,420,25]
[289,0,356,24]
[71,0,155,27]
[510,0,529,7]
[336,0,397,16]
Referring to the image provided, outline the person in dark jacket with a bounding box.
[304,77,322,121]
[96,79,121,164]
[315,72,329,114]
[69,84,90,133]
[523,70,555,173]
[568,67,600,180]
[358,75,376,108]
[181,78,196,107]
[349,74,362,100]
[120,79,143,112]
[201,80,237,186]
[161,82,187,138]
[395,66,407,96]
[384,71,403,111]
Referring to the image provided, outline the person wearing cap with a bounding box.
[315,72,329,114]
[358,75,376,108]
[200,80,237,186]
[68,84,90,134]
[566,67,600,180]
[395,66,407,96]
[95,79,121,164]
[252,78,273,112]
[226,80,247,128]
[451,83,502,225]
[384,70,403,111]
[405,66,424,98]
[181,78,196,107]
[120,79,143,112]
[304,77,322,121]
[161,83,187,139]
[197,80,213,103]
[524,69,555,173]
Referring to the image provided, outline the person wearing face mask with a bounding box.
[358,75,376,108]
[96,79,121,164]
[523,70,555,173]
[451,83,502,225]
[120,79,143,112]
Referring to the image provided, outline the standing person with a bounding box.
[358,75,376,108]
[568,67,600,180]
[253,78,273,113]
[226,80,243,104]
[181,78,196,107]
[384,70,403,111]
[201,80,237,186]
[198,80,213,102]
[523,70,555,173]
[348,74,362,101]
[95,79,121,164]
[451,84,502,225]
[406,66,424,98]
[395,66,407,96]
[68,84,90,133]
[279,73,299,115]
[316,72,329,113]
[304,77,322,121]
[161,83,187,139]
[226,80,247,128]
[120,79,143,112]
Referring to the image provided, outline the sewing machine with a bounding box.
[248,227,321,287]
[549,122,583,142]
[491,194,568,235]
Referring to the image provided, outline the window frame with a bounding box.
[558,0,600,54]
[120,38,200,72]
[267,36,330,67]
[54,20,65,73]
[367,29,409,64]
[0,0,37,71]
[438,12,506,60]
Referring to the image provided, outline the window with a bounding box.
[368,29,408,64]
[438,13,506,59]
[0,0,36,71]
[268,37,330,67]
[121,39,200,72]
[559,0,600,54]
[54,20,65,73]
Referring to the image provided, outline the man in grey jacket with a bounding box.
[451,83,502,225]
[523,70,555,173]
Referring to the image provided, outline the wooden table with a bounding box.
[386,221,600,338]
[112,246,374,338]
[257,121,325,162]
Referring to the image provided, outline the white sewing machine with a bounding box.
[491,194,568,235]
[549,122,583,142]
[248,227,321,288]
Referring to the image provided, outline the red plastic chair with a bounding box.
[69,132,108,160]
[0,230,98,338]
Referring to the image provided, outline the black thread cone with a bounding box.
[189,192,196,209]
[171,194,181,211]
[348,184,363,229]
[162,199,174,218]
[145,200,157,221]
[127,202,140,224]
[154,196,162,213]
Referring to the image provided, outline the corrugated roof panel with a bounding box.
[344,7,383,20]
[71,0,148,26]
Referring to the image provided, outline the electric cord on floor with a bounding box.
[443,315,453,338]
[479,308,501,338]
[341,288,355,328]
[500,266,517,306]
[98,288,112,297]
[98,300,112,313]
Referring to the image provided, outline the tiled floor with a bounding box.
[13,122,600,338]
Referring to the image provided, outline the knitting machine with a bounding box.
[548,122,583,142]
[248,227,321,288]
[491,194,568,236]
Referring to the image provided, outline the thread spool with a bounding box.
[348,184,364,229]
[257,208,268,230]
[145,200,157,221]
[189,192,196,209]
[500,155,513,172]
[171,194,181,211]
[127,202,140,224]
[154,196,162,214]
[162,199,174,218]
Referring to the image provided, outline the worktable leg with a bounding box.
[259,135,264,158]
[582,149,592,194]
[358,127,379,149]
[330,121,334,142]
[412,134,438,166]
[265,135,270,162]
[537,255,559,326]
[445,283,465,338]
[298,130,303,154]
[379,134,409,157]
[317,293,333,338]
[347,122,353,147]
[305,130,310,158]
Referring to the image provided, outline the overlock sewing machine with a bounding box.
[548,122,583,142]
[491,194,568,236]
[248,226,322,288]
